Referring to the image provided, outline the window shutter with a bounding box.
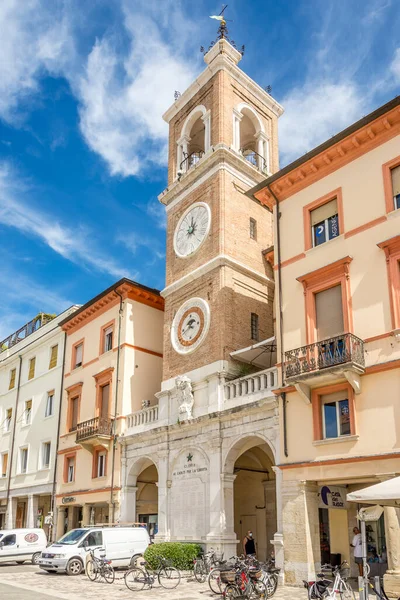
[2,453,8,476]
[310,198,338,226]
[9,369,16,390]
[100,384,110,418]
[315,285,344,340]
[391,165,400,197]
[49,345,58,369]
[75,344,83,366]
[28,357,36,380]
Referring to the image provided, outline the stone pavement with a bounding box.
[0,568,307,600]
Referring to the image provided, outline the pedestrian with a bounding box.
[243,530,256,557]
[350,526,363,575]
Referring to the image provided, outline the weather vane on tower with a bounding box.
[200,5,245,56]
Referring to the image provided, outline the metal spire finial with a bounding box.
[200,5,245,56]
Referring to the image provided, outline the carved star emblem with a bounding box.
[187,453,193,462]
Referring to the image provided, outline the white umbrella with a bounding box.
[347,476,400,507]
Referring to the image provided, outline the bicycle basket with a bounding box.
[311,580,331,599]
[248,568,262,580]
[214,552,224,562]
[340,566,350,579]
[220,570,236,584]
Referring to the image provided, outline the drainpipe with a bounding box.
[5,354,22,526]
[266,184,288,457]
[51,330,67,541]
[110,289,123,523]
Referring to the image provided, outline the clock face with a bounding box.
[171,298,210,355]
[173,202,211,258]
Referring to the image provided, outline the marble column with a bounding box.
[26,494,39,528]
[119,486,138,523]
[5,497,17,529]
[263,480,277,558]
[154,451,169,542]
[56,507,66,539]
[383,506,400,597]
[82,503,93,526]
[67,506,75,532]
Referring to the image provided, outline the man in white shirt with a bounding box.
[350,526,363,575]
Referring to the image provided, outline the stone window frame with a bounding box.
[91,445,108,479]
[65,382,83,433]
[93,367,114,419]
[63,451,76,483]
[382,154,400,214]
[303,188,344,251]
[377,234,400,331]
[312,382,356,441]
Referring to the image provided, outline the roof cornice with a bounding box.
[251,96,400,208]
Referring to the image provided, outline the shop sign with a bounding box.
[319,485,348,509]
[62,496,76,504]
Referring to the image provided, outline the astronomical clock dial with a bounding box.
[171,297,210,355]
[173,202,211,258]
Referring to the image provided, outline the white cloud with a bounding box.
[117,233,165,262]
[390,48,400,82]
[279,82,367,166]
[0,163,130,279]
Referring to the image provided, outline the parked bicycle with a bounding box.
[124,555,181,591]
[221,558,268,598]
[86,546,114,584]
[303,561,355,600]
[194,548,224,583]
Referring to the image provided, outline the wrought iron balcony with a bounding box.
[0,313,55,353]
[285,333,365,381]
[240,148,268,173]
[179,150,204,173]
[76,416,113,443]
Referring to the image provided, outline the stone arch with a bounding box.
[233,103,270,172]
[177,104,210,174]
[126,455,159,487]
[223,433,276,475]
[121,455,159,533]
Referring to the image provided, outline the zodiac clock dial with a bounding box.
[173,202,211,258]
[171,298,210,355]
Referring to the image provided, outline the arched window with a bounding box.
[233,103,270,174]
[177,105,211,176]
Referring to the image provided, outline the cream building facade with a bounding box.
[0,308,77,535]
[55,279,164,537]
[251,96,400,591]
[121,33,285,561]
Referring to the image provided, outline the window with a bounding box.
[28,357,36,380]
[2,534,16,546]
[99,384,110,418]
[67,456,75,482]
[9,368,16,390]
[97,452,106,477]
[4,408,12,432]
[19,447,28,474]
[41,442,51,469]
[73,343,83,368]
[249,218,257,240]
[24,400,32,425]
[1,453,8,478]
[391,165,400,210]
[69,397,79,432]
[315,285,344,341]
[251,313,259,341]
[103,326,113,353]
[49,345,58,369]
[86,531,103,547]
[378,235,400,330]
[45,392,54,418]
[322,395,351,439]
[311,198,340,247]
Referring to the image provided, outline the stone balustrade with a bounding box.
[224,366,277,401]
[125,404,159,430]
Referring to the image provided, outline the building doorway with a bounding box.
[137,464,158,539]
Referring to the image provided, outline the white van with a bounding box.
[39,526,150,575]
[0,528,47,565]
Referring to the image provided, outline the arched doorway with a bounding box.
[137,463,158,539]
[225,436,276,561]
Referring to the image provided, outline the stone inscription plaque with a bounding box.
[170,450,208,539]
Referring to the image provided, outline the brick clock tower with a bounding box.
[160,36,283,384]
[122,25,284,562]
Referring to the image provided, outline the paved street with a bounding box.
[0,564,308,600]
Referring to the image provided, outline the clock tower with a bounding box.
[121,23,285,564]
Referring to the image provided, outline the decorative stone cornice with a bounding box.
[253,101,400,208]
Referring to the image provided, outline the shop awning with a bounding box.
[230,336,277,369]
[347,476,400,507]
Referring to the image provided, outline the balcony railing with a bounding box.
[285,333,365,380]
[76,416,113,443]
[126,405,159,429]
[240,148,268,172]
[0,313,55,353]
[179,150,204,173]
[224,367,277,401]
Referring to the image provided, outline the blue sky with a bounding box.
[0,0,399,340]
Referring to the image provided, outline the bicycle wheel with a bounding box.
[208,568,223,595]
[264,573,278,597]
[224,583,241,598]
[103,563,115,584]
[194,559,207,583]
[158,566,181,589]
[252,579,268,599]
[340,582,356,600]
[124,567,147,591]
[86,559,99,581]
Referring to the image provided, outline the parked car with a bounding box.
[39,526,150,575]
[0,528,47,565]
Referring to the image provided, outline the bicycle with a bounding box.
[194,548,224,583]
[222,559,267,598]
[245,556,279,597]
[303,561,355,600]
[124,555,181,591]
[208,556,238,595]
[86,547,114,584]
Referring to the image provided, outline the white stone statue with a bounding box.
[175,375,194,420]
